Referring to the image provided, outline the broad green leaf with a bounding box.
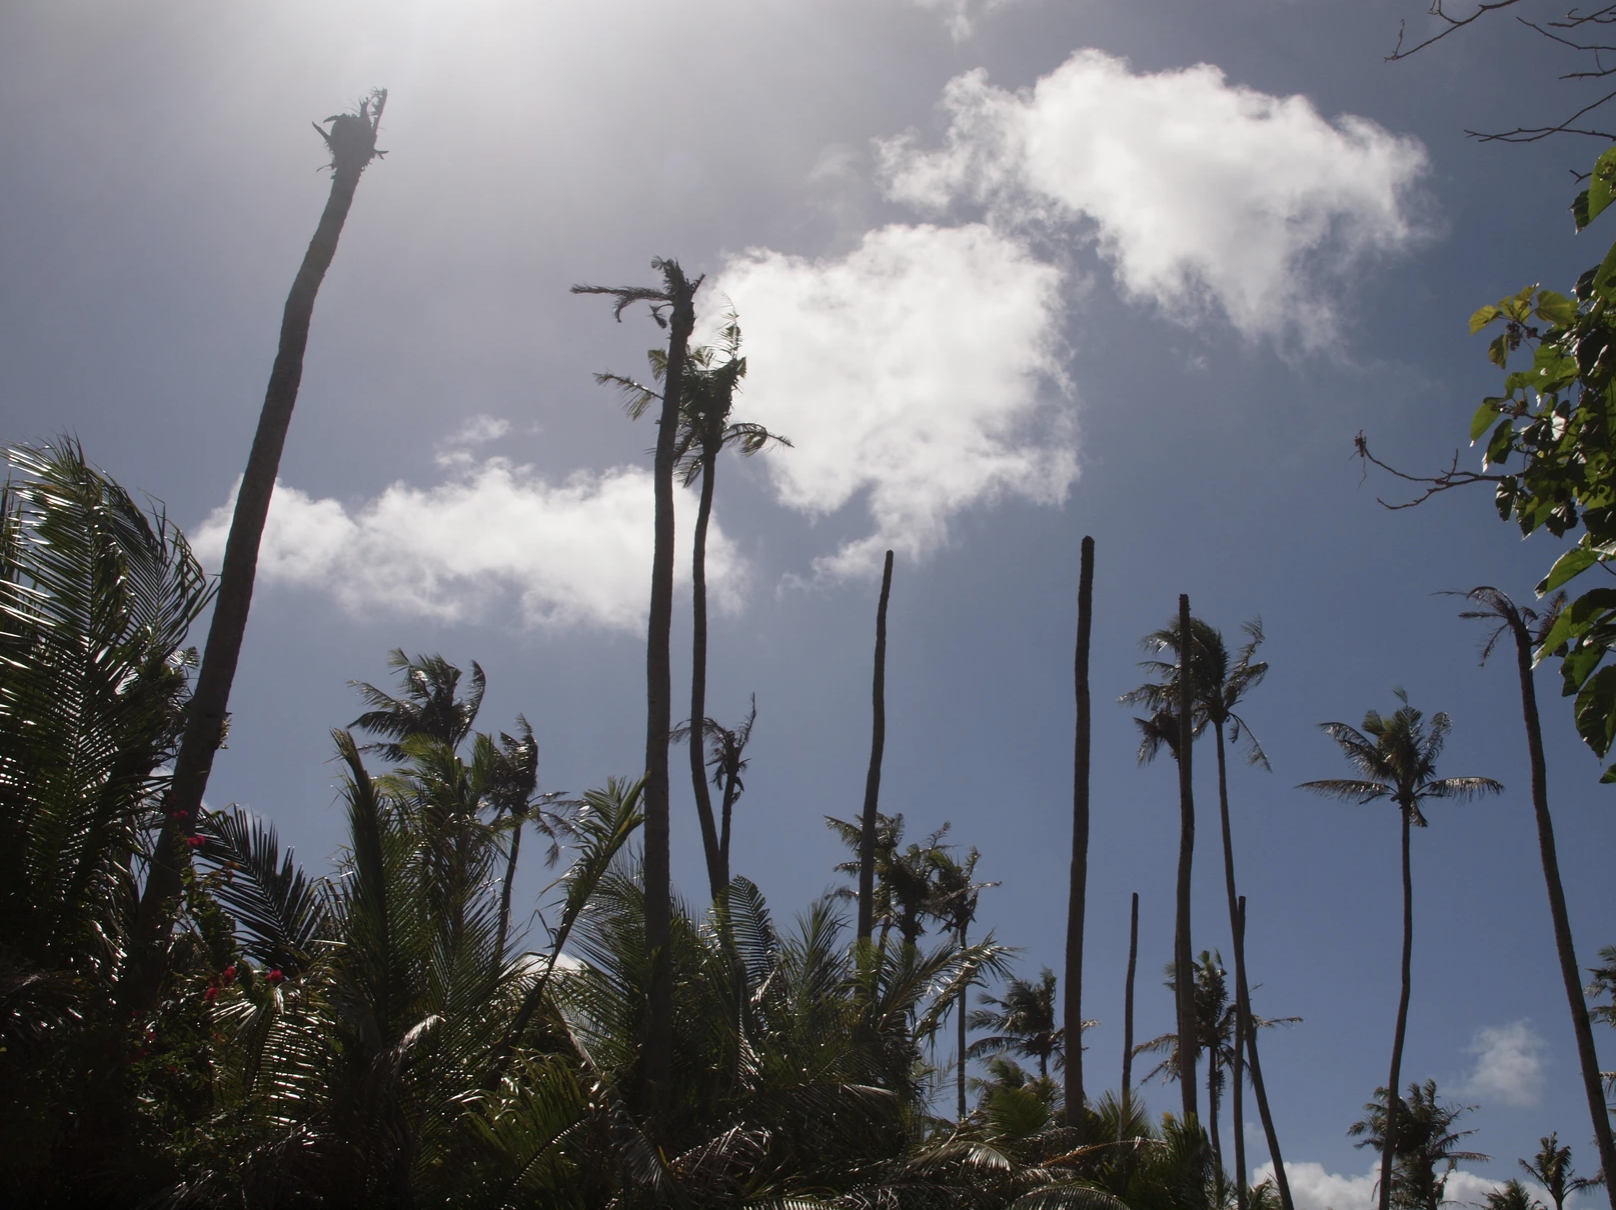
[1593,235,1616,301]
[1583,145,1616,229]
[1502,287,1535,323]
[1469,304,1501,334]
[1540,545,1602,592]
[1573,664,1616,757]
[1489,334,1510,368]
[1535,289,1579,327]
[1470,401,1501,443]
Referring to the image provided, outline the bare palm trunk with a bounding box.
[1065,535,1094,1132]
[1209,1049,1224,1175]
[857,550,894,943]
[1240,896,1295,1210]
[496,818,522,957]
[1381,806,1415,1210]
[1122,891,1139,1145]
[719,760,740,875]
[1175,593,1198,1125]
[958,918,970,1122]
[1503,611,1616,1203]
[122,96,385,1014]
[643,269,697,1123]
[1216,723,1247,1209]
[689,451,725,900]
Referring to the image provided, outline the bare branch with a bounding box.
[1387,0,1529,62]
[1353,431,1508,509]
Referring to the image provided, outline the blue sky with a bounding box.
[3,1,1614,1202]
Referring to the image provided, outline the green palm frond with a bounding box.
[198,805,330,976]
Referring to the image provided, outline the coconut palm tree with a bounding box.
[1121,595,1201,1127]
[930,844,997,1120]
[1489,1180,1547,1210]
[125,93,387,1015]
[573,257,701,1123]
[1123,612,1292,1210]
[1349,1080,1488,1210]
[1519,1132,1604,1210]
[0,440,213,1199]
[599,319,788,901]
[1135,950,1300,1182]
[1458,587,1616,1205]
[1302,692,1502,1210]
[970,969,1066,1083]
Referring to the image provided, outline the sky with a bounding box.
[3,0,1615,1202]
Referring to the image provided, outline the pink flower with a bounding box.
[186,836,204,849]
[221,965,236,984]
[203,985,218,1003]
[266,969,284,985]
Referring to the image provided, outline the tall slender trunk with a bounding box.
[1214,722,1253,1209]
[496,819,522,957]
[719,761,740,876]
[1504,611,1616,1204]
[958,918,970,1123]
[1240,896,1294,1210]
[689,451,725,900]
[122,97,384,1014]
[1122,891,1139,1145]
[1065,535,1094,1132]
[857,550,894,944]
[1174,594,1198,1125]
[643,268,697,1123]
[1381,806,1415,1210]
[1208,1047,1224,1174]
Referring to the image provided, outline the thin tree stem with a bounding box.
[1065,535,1094,1132]
[123,123,379,1014]
[689,453,724,900]
[1382,806,1416,1210]
[1505,611,1616,1204]
[497,818,522,958]
[857,551,894,943]
[1175,593,1198,1125]
[1216,724,1248,1209]
[1122,891,1139,1148]
[1240,896,1295,1210]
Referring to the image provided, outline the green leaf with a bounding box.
[1470,401,1501,443]
[1469,304,1502,334]
[1592,236,1616,302]
[1541,545,1603,592]
[1573,664,1616,757]
[1489,334,1510,368]
[1583,145,1616,230]
[1535,289,1579,328]
[1502,287,1536,323]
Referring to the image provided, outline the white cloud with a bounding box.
[880,50,1429,347]
[192,458,744,632]
[1258,1161,1532,1210]
[906,0,1029,41]
[1461,1019,1547,1108]
[708,221,1073,579]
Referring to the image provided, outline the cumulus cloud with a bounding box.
[192,457,743,632]
[1461,1019,1547,1108]
[880,49,1429,346]
[1258,1162,1533,1210]
[709,221,1073,579]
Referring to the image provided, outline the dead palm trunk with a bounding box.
[1497,605,1616,1206]
[958,916,971,1122]
[1217,722,1291,1210]
[689,449,725,899]
[1239,896,1294,1210]
[857,550,894,943]
[1064,535,1094,1131]
[572,258,700,1124]
[1174,593,1198,1125]
[122,93,386,1013]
